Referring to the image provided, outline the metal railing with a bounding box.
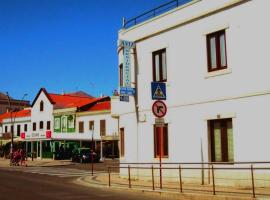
[123,0,193,29]
[107,162,270,198]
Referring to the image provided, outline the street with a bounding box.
[0,168,176,200]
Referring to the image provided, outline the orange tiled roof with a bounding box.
[0,109,31,123]
[48,93,101,109]
[87,101,111,112]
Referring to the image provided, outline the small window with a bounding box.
[119,64,123,87]
[33,123,36,131]
[79,121,84,133]
[153,49,167,82]
[47,121,51,130]
[24,124,27,132]
[89,121,94,130]
[154,124,168,158]
[207,30,227,72]
[11,125,14,134]
[100,120,106,136]
[5,126,7,133]
[120,128,125,157]
[209,118,234,162]
[40,101,44,111]
[39,121,43,130]
[17,125,21,137]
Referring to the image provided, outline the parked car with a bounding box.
[71,148,100,163]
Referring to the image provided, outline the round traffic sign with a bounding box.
[152,100,167,118]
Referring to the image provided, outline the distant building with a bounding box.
[0,92,30,114]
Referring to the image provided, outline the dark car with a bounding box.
[71,148,100,163]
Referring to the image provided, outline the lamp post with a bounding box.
[6,92,27,166]
[91,125,94,176]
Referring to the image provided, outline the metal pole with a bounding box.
[128,165,131,188]
[6,92,13,166]
[159,127,163,189]
[211,164,216,195]
[91,129,94,176]
[108,167,111,187]
[179,165,183,193]
[251,165,256,198]
[152,165,155,190]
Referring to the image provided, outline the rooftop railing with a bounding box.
[122,0,193,29]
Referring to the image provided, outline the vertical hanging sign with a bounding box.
[120,40,135,87]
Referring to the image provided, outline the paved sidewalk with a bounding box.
[0,157,73,167]
[75,172,270,200]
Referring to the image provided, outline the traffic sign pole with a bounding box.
[159,126,163,189]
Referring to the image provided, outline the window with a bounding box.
[120,128,125,157]
[40,101,44,111]
[33,123,36,131]
[154,124,168,158]
[47,121,51,130]
[100,120,106,136]
[209,118,234,162]
[39,121,43,130]
[24,124,27,132]
[119,64,123,87]
[207,30,227,72]
[79,121,84,133]
[153,49,167,82]
[89,121,94,130]
[61,116,67,132]
[5,126,7,133]
[17,125,20,136]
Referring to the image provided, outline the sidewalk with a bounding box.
[0,157,73,167]
[75,172,270,200]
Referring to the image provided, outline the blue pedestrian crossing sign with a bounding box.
[151,82,166,100]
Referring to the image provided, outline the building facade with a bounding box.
[112,0,270,184]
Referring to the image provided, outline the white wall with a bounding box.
[31,91,54,139]
[2,116,31,138]
[114,0,270,164]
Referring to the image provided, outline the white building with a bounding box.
[26,88,119,159]
[112,0,270,185]
[0,108,31,149]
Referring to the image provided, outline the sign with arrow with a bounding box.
[152,100,167,118]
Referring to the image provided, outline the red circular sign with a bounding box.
[152,100,167,118]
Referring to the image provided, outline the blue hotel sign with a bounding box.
[120,40,135,88]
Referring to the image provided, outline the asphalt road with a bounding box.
[0,168,175,200]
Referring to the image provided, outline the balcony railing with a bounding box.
[123,0,193,29]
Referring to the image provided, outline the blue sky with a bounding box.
[0,0,168,102]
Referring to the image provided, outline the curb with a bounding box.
[74,175,256,200]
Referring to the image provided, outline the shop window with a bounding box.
[209,118,234,162]
[154,124,168,158]
[153,49,167,82]
[207,30,227,72]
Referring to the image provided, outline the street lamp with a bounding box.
[6,92,27,166]
[91,125,94,176]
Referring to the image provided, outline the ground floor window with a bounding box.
[154,124,168,158]
[209,118,234,162]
